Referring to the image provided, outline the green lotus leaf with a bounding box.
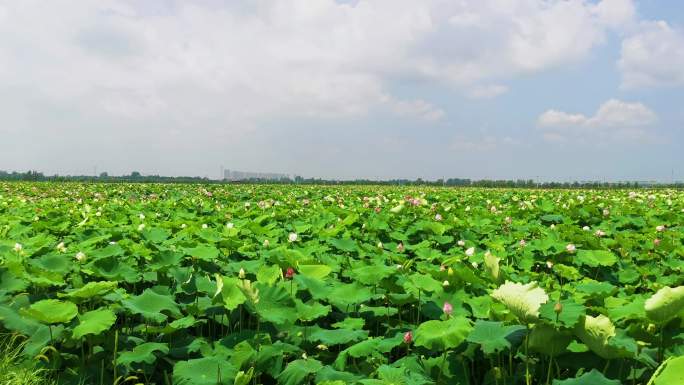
[647,355,684,385]
[491,281,549,323]
[173,356,236,385]
[297,264,332,279]
[60,281,118,299]
[552,369,621,385]
[645,286,684,324]
[117,342,169,367]
[21,299,78,324]
[415,317,472,351]
[257,264,282,286]
[72,308,116,339]
[277,359,323,385]
[121,289,182,323]
[528,323,572,357]
[466,320,526,354]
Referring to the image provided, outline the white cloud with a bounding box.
[618,21,684,88]
[537,99,657,141]
[465,84,509,99]
[386,97,445,121]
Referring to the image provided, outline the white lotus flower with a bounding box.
[457,240,465,247]
[138,223,146,231]
[139,213,145,220]
[75,251,86,262]
[656,225,666,232]
[226,222,234,229]
[491,281,549,323]
[603,209,610,216]
[181,223,187,229]
[582,226,590,231]
[56,242,67,253]
[263,239,270,247]
[13,243,22,252]
[288,232,298,242]
[434,213,442,221]
[442,280,450,287]
[566,244,576,253]
[377,242,383,249]
[519,239,526,247]
[465,247,475,257]
[202,223,208,229]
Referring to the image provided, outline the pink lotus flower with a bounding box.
[285,267,295,279]
[443,302,453,316]
[654,238,661,246]
[403,331,413,344]
[435,213,443,221]
[374,207,381,213]
[519,239,526,247]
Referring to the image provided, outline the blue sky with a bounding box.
[0,0,682,181]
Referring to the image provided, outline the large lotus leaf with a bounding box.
[89,256,139,282]
[122,289,182,323]
[334,335,403,370]
[60,281,118,299]
[297,264,331,279]
[294,299,330,321]
[647,355,684,385]
[605,296,646,322]
[173,357,236,385]
[552,369,621,385]
[185,245,220,261]
[466,320,526,354]
[293,274,332,300]
[217,276,247,311]
[539,299,586,328]
[0,269,27,292]
[415,317,472,351]
[407,273,443,294]
[575,250,617,267]
[142,227,170,243]
[308,326,368,345]
[117,342,169,367]
[21,299,78,324]
[257,264,282,286]
[328,238,357,253]
[277,358,323,385]
[150,250,184,269]
[491,281,549,323]
[574,315,627,359]
[328,282,374,310]
[253,283,297,325]
[528,323,572,357]
[350,264,396,285]
[645,286,684,324]
[72,308,117,339]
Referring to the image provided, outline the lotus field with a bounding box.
[1,183,683,385]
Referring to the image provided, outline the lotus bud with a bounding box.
[654,238,661,246]
[566,244,576,253]
[519,239,526,247]
[443,280,450,287]
[202,223,208,229]
[226,222,234,229]
[554,302,562,314]
[434,213,443,221]
[447,267,454,276]
[396,243,404,252]
[656,225,665,232]
[138,223,146,231]
[288,233,298,242]
[13,243,22,252]
[457,240,465,246]
[263,239,270,247]
[56,242,67,253]
[403,331,413,344]
[377,242,383,249]
[443,302,453,316]
[465,247,475,257]
[238,268,246,279]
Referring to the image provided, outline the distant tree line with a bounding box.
[1,170,682,189]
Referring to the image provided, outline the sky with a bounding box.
[1,0,683,181]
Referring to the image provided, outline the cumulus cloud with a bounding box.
[618,21,684,88]
[0,0,652,176]
[465,84,509,99]
[537,99,657,141]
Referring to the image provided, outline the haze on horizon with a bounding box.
[1,0,683,182]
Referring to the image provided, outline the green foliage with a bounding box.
[1,182,682,385]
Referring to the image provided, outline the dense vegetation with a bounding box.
[0,183,682,385]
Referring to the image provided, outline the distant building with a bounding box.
[224,169,289,181]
